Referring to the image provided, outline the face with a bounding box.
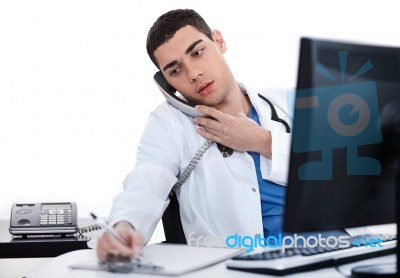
[154,25,235,108]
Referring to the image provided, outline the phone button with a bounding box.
[16,208,33,215]
[17,219,31,225]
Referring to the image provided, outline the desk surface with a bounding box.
[15,248,398,278]
[1,220,398,277]
[0,254,396,278]
[0,218,94,258]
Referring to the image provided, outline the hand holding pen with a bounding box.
[92,213,145,262]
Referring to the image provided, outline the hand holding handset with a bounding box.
[153,71,206,118]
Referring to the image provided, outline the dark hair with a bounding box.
[146,9,213,69]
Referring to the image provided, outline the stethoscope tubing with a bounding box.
[258,94,291,134]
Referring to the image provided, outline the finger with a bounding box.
[96,242,106,261]
[108,235,135,257]
[97,234,112,261]
[132,235,145,258]
[197,127,222,143]
[194,117,223,131]
[97,238,118,262]
[195,105,228,122]
[199,125,225,139]
[99,232,135,258]
[238,112,248,118]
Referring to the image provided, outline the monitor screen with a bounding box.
[283,37,400,233]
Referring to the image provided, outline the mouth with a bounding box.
[197,81,214,96]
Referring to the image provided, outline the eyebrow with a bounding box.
[162,39,204,72]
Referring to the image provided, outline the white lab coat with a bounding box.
[109,83,293,244]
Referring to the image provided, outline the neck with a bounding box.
[215,83,251,116]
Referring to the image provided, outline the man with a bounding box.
[96,9,292,261]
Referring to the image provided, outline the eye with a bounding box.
[169,66,182,77]
[192,48,204,57]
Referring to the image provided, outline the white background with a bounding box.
[1,0,399,243]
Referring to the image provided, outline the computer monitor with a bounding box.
[283,37,400,275]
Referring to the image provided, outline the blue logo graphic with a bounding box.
[224,234,384,253]
[293,51,382,180]
[351,237,384,248]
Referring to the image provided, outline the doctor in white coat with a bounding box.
[96,9,292,261]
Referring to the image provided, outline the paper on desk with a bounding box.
[25,244,245,277]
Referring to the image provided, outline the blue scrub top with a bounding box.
[247,105,286,237]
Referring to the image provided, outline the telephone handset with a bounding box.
[153,71,206,118]
[9,202,78,236]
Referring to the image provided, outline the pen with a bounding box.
[90,212,130,247]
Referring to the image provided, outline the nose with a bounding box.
[186,64,203,83]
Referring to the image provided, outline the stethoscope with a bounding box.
[217,94,291,157]
[257,94,291,134]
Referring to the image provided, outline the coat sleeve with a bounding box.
[108,103,183,243]
[260,131,291,186]
[257,88,294,186]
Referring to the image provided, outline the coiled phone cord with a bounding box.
[77,140,213,235]
[169,139,214,196]
[77,222,107,235]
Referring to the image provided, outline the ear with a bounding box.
[212,30,227,53]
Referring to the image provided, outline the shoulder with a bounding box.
[148,101,189,123]
[150,101,181,118]
[144,101,194,134]
[242,83,294,122]
[240,81,291,97]
[242,83,293,106]
[252,86,293,102]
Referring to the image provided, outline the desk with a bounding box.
[0,218,101,278]
[157,255,396,278]
[0,218,94,258]
[2,251,396,278]
[0,257,50,278]
[0,219,397,277]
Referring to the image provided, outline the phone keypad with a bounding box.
[40,209,70,225]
